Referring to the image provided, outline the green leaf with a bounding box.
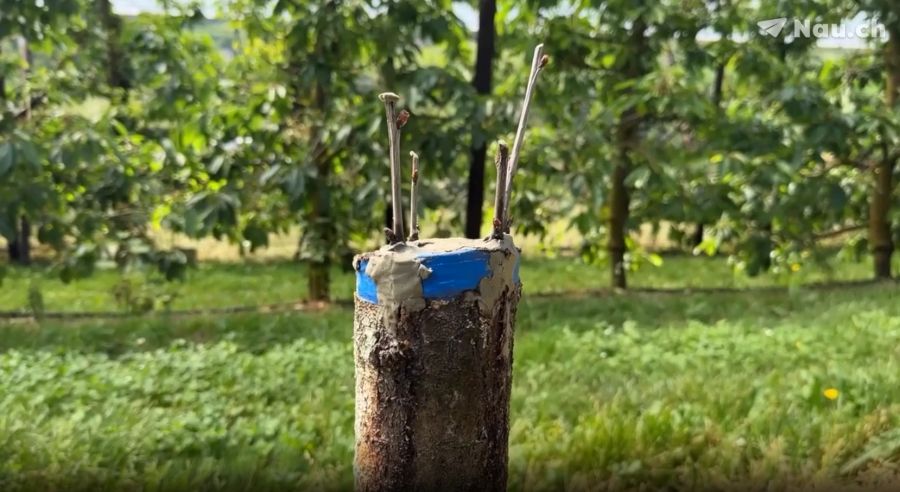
[18,140,40,170]
[601,53,616,68]
[0,142,15,177]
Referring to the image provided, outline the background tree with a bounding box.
[851,1,900,279]
[464,0,497,239]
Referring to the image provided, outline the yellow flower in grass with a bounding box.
[823,388,840,400]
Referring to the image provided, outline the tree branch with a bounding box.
[503,44,549,226]
[407,151,420,242]
[378,92,404,243]
[490,141,509,239]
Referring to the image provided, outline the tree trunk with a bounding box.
[759,222,773,271]
[871,30,899,279]
[607,20,647,290]
[96,0,129,91]
[306,82,332,301]
[304,6,336,302]
[7,216,31,266]
[308,260,330,301]
[609,161,630,289]
[6,41,32,266]
[353,238,519,491]
[690,223,704,249]
[464,0,497,239]
[692,62,726,249]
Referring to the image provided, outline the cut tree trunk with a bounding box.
[464,0,497,239]
[353,237,519,491]
[870,29,900,279]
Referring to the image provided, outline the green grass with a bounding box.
[1,251,894,313]
[1,271,900,490]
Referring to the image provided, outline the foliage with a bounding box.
[2,0,899,293]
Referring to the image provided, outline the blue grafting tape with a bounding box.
[355,259,378,303]
[418,248,491,299]
[355,248,520,305]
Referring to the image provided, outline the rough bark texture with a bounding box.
[871,29,899,279]
[353,287,519,491]
[464,0,497,239]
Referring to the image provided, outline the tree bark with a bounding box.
[609,160,630,289]
[870,29,900,279]
[464,0,497,239]
[353,240,519,491]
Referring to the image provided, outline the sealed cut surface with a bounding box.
[353,235,520,314]
[353,283,521,492]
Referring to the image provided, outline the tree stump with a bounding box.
[352,235,521,492]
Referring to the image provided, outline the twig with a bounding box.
[379,92,404,243]
[408,151,420,241]
[491,141,509,239]
[814,224,865,240]
[503,44,549,228]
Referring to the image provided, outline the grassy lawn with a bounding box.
[0,251,894,313]
[1,256,900,490]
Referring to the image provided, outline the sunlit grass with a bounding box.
[1,250,895,314]
[1,279,900,490]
